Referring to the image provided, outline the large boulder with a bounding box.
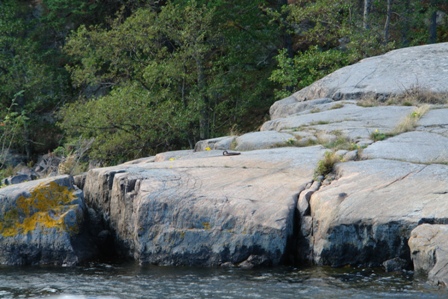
[257,43,448,286]
[0,176,91,266]
[270,43,448,119]
[309,159,448,267]
[409,224,448,286]
[83,147,326,267]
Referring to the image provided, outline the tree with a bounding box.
[268,0,448,101]
[61,0,279,163]
[0,0,134,161]
[268,0,355,98]
[0,1,71,158]
[384,0,392,43]
[363,0,372,30]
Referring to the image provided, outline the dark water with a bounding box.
[0,262,446,299]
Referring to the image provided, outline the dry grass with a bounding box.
[357,88,448,107]
[227,124,242,137]
[330,103,345,109]
[393,105,430,134]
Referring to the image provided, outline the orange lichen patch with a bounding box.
[0,181,80,237]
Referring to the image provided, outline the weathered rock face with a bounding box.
[83,147,326,267]
[262,103,415,141]
[309,160,448,267]
[0,176,92,266]
[409,224,448,286]
[270,43,448,119]
[362,130,448,163]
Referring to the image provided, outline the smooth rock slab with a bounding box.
[234,131,295,151]
[409,224,448,286]
[362,131,448,164]
[269,97,333,120]
[417,108,448,137]
[270,43,448,119]
[262,104,414,141]
[0,176,88,266]
[83,147,326,266]
[194,136,236,151]
[310,159,448,267]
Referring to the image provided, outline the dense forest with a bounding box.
[0,0,447,173]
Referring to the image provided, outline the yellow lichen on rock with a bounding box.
[0,181,80,237]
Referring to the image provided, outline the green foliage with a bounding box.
[270,0,448,98]
[0,91,29,165]
[1,0,447,167]
[0,1,70,156]
[59,83,193,163]
[61,0,279,164]
[270,46,349,99]
[323,136,358,151]
[370,129,393,142]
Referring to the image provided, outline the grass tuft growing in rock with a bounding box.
[370,129,394,141]
[393,105,430,134]
[314,151,341,180]
[330,103,344,109]
[369,105,431,142]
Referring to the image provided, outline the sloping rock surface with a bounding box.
[83,147,325,267]
[262,103,415,141]
[270,43,448,119]
[362,131,448,163]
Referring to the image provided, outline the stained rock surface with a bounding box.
[0,176,90,266]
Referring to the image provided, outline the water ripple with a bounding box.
[0,263,445,299]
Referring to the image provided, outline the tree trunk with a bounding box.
[278,0,294,92]
[428,1,438,44]
[401,0,411,47]
[363,0,372,30]
[384,0,392,43]
[196,58,209,140]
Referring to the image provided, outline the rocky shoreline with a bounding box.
[1,43,448,286]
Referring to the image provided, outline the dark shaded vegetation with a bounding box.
[0,0,447,169]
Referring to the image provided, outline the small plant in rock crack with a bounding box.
[393,105,430,135]
[370,129,393,142]
[314,151,341,180]
[285,137,298,146]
